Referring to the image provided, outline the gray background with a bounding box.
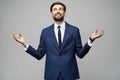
[0,0,120,80]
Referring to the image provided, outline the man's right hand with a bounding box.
[13,33,28,47]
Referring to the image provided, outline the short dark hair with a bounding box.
[50,2,66,12]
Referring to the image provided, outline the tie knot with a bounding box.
[58,26,61,29]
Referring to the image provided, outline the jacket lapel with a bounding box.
[50,23,71,53]
[50,24,60,51]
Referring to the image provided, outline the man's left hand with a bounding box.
[90,29,104,42]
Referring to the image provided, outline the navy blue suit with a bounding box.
[26,22,91,80]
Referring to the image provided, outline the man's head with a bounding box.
[50,2,66,22]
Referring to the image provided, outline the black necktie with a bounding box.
[58,26,61,49]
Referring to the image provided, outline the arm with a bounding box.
[13,31,46,60]
[75,29,104,58]
[25,30,46,60]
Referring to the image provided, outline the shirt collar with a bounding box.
[54,21,65,30]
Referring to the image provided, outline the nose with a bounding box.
[56,9,61,13]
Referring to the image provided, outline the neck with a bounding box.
[55,21,64,25]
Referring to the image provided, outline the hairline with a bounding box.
[50,2,66,12]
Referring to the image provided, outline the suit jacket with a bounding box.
[26,22,91,80]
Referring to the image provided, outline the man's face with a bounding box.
[51,4,66,22]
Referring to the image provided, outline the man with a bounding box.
[13,2,104,80]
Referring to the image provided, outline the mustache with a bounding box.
[55,12,62,16]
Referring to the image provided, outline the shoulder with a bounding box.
[42,24,54,32]
[66,22,79,31]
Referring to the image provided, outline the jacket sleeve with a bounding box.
[26,30,46,60]
[75,28,91,58]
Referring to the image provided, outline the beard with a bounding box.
[53,16,64,22]
[53,12,64,22]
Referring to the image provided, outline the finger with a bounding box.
[13,33,17,39]
[95,29,98,33]
[96,29,100,35]
[19,34,22,37]
[13,33,20,40]
[97,29,103,34]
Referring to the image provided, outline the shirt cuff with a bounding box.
[24,44,29,51]
[87,39,93,47]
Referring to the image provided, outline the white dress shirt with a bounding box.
[54,21,65,44]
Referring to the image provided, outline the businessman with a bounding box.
[13,2,104,80]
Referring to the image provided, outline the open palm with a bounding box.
[91,29,104,40]
[13,33,25,44]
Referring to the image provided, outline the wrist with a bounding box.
[89,37,95,43]
[22,42,28,48]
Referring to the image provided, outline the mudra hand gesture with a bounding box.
[13,33,27,47]
[89,29,104,43]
